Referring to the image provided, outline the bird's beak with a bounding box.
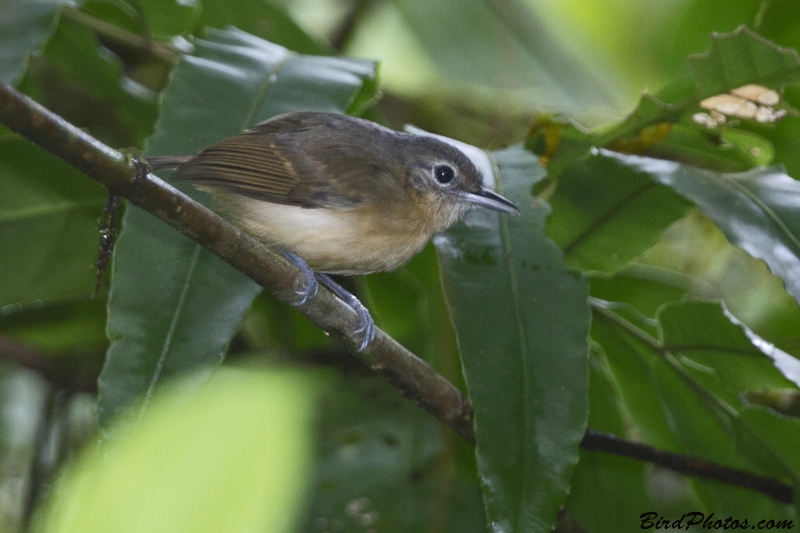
[458,187,520,215]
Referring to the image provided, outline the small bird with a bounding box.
[147,112,519,350]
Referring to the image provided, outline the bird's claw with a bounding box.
[281,254,374,351]
[351,299,375,352]
[294,275,318,306]
[282,250,318,306]
[317,274,375,352]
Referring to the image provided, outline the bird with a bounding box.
[147,111,519,351]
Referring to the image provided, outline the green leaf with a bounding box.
[590,310,682,451]
[658,300,800,390]
[22,15,159,148]
[0,298,107,355]
[603,150,800,308]
[37,368,319,533]
[623,27,800,145]
[196,0,329,55]
[138,0,200,40]
[592,303,798,516]
[395,0,623,115]
[593,302,791,521]
[79,0,142,36]
[722,129,775,167]
[0,138,106,307]
[739,406,800,482]
[435,146,590,533]
[99,28,378,428]
[690,28,800,98]
[567,361,697,532]
[530,28,800,178]
[546,152,694,272]
[650,357,794,518]
[588,266,690,319]
[0,0,66,84]
[146,29,376,154]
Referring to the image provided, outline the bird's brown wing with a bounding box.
[173,113,399,209]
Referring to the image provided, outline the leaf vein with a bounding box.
[563,182,656,257]
[725,175,800,256]
[241,50,294,130]
[490,151,531,531]
[137,244,203,423]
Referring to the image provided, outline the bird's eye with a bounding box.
[433,165,455,184]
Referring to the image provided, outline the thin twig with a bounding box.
[582,430,794,504]
[329,0,374,51]
[60,6,178,65]
[22,388,70,530]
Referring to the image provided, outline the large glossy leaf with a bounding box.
[39,368,319,533]
[99,28,378,428]
[435,146,590,533]
[650,358,795,518]
[602,150,800,308]
[546,152,693,272]
[0,138,106,307]
[592,303,798,517]
[590,311,682,451]
[137,0,199,40]
[196,0,328,55]
[395,0,623,117]
[588,266,690,319]
[530,28,800,181]
[635,211,800,356]
[567,360,697,532]
[122,0,324,54]
[530,31,800,278]
[739,406,800,481]
[0,0,66,84]
[690,26,800,97]
[658,300,800,390]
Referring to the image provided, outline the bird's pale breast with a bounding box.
[216,193,434,275]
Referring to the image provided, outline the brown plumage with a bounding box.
[148,111,518,275]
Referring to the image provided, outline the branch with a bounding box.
[1,82,794,505]
[0,81,475,443]
[329,0,374,51]
[60,6,178,65]
[582,430,794,504]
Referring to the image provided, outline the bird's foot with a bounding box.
[282,250,318,306]
[317,274,375,352]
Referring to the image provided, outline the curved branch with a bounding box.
[0,81,475,443]
[1,82,794,505]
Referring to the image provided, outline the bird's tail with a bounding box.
[146,155,193,170]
